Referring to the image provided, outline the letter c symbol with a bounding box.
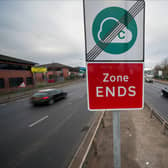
[118,30,125,39]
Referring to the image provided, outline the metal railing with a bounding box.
[145,102,168,134]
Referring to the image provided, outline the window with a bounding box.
[26,77,33,85]
[9,77,23,88]
[0,63,31,70]
[49,75,54,79]
[0,78,5,88]
[33,92,48,96]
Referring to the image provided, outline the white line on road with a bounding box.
[15,98,29,103]
[68,93,74,96]
[29,115,48,128]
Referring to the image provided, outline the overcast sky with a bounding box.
[0,0,167,68]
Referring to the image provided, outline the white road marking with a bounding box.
[29,115,48,128]
[68,93,74,96]
[15,98,29,103]
[15,100,21,103]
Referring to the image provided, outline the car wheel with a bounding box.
[64,93,67,99]
[48,99,54,105]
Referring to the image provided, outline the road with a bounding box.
[144,81,168,121]
[0,81,95,168]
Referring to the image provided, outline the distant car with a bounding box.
[31,89,67,106]
[161,87,168,97]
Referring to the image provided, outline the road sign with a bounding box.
[80,67,86,73]
[84,0,145,62]
[87,63,144,110]
[31,67,47,73]
[84,2,145,168]
[92,7,137,55]
[18,82,26,88]
[84,0,145,111]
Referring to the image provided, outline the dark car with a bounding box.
[161,87,168,97]
[31,89,67,106]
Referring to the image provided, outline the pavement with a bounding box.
[0,79,82,104]
[154,79,168,85]
[84,106,168,168]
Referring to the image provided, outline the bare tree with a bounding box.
[154,57,168,79]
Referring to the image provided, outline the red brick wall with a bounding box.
[47,71,56,79]
[0,70,34,92]
[35,73,43,82]
[26,68,70,83]
[63,68,69,78]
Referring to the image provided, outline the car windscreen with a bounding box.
[49,90,61,94]
[33,92,49,97]
[53,90,61,94]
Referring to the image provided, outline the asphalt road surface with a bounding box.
[144,81,168,121]
[0,81,95,168]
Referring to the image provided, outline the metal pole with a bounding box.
[113,112,121,168]
[33,72,36,87]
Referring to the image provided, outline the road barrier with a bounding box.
[68,111,105,168]
[69,101,167,168]
[145,102,168,134]
[69,102,168,168]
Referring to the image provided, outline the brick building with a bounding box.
[0,54,36,92]
[35,63,79,82]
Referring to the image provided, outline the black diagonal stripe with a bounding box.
[88,1,144,59]
[105,1,143,42]
[87,2,144,61]
[102,1,142,42]
[86,1,143,60]
[87,1,142,59]
[87,1,144,61]
[86,1,144,61]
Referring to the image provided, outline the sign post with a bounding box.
[113,112,121,168]
[83,0,145,167]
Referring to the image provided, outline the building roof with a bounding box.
[39,63,81,72]
[0,54,36,65]
[40,63,72,69]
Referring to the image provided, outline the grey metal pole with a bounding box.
[113,112,121,168]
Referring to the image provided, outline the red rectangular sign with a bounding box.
[87,63,144,110]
